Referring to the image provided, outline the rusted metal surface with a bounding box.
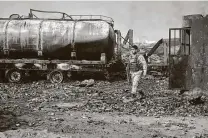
[115,30,121,57]
[0,58,106,72]
[0,18,115,61]
[0,20,8,51]
[0,59,106,64]
[29,9,114,26]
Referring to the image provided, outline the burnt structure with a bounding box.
[169,14,208,91]
[0,9,132,83]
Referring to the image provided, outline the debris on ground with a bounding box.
[0,77,207,119]
[0,76,207,137]
[183,87,207,105]
[79,79,95,87]
[149,54,163,64]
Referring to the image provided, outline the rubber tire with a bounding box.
[5,69,23,83]
[47,70,64,83]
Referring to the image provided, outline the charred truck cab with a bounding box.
[169,14,208,91]
[0,9,126,83]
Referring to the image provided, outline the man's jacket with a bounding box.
[128,54,147,72]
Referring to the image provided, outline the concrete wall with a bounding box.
[182,14,208,90]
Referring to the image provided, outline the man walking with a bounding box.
[126,45,147,99]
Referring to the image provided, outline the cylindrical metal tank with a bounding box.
[0,19,116,61]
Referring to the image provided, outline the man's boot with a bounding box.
[138,89,145,99]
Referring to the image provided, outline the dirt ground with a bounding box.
[0,76,208,138]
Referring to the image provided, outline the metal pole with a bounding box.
[128,29,133,84]
[117,30,122,58]
[168,29,171,89]
[129,29,133,46]
[164,42,168,65]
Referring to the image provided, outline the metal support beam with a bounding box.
[163,42,168,65]
[129,29,133,46]
[123,29,133,47]
[122,29,133,84]
[147,38,163,57]
[116,30,122,57]
[123,31,129,45]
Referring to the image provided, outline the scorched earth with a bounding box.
[0,75,208,138]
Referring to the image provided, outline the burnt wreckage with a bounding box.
[169,14,208,91]
[0,9,129,83]
[0,9,207,92]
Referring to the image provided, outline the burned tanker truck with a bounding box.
[0,9,128,83]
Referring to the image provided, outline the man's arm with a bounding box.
[138,55,147,76]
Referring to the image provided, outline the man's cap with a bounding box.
[132,45,138,50]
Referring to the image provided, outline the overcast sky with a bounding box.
[0,1,207,42]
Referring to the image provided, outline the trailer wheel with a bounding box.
[47,70,64,83]
[6,69,23,83]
